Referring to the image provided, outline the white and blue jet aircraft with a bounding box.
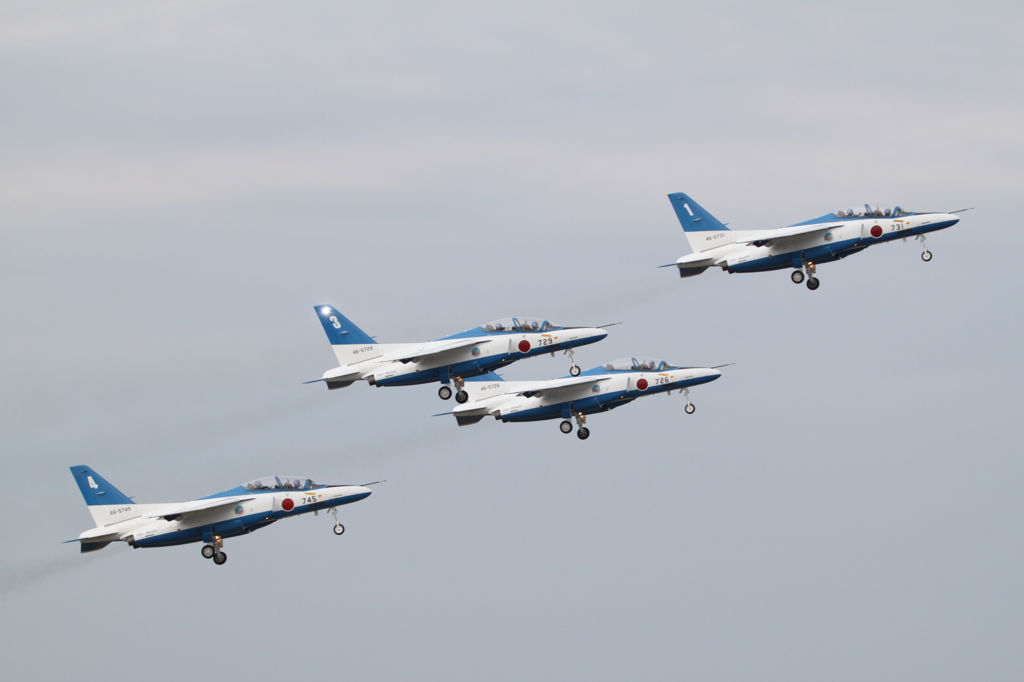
[67,466,374,566]
[665,192,965,290]
[310,305,610,402]
[443,357,723,439]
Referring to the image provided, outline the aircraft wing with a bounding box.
[734,222,843,245]
[379,338,491,364]
[510,375,611,396]
[145,496,257,520]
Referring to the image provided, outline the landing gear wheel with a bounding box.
[569,365,581,377]
[201,544,216,559]
[213,551,227,565]
[333,523,346,536]
[576,427,590,440]
[791,270,805,284]
[455,390,469,403]
[438,385,453,400]
[559,420,573,434]
[685,403,696,415]
[806,277,820,291]
[921,250,932,262]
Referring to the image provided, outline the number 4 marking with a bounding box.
[87,476,99,489]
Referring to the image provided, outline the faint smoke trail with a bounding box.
[0,552,107,596]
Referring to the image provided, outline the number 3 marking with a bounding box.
[329,316,341,329]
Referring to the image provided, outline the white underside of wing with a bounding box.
[378,337,490,363]
[145,496,256,519]
[510,375,611,396]
[734,222,843,245]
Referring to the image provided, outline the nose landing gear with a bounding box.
[918,235,932,261]
[682,387,696,414]
[330,506,346,535]
[566,349,581,376]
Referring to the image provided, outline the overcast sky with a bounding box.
[2,2,1023,680]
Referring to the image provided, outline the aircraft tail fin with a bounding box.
[70,465,138,528]
[314,305,376,346]
[667,192,735,253]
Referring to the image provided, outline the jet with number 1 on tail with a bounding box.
[664,192,966,290]
[309,305,610,402]
[66,466,375,566]
[442,357,724,440]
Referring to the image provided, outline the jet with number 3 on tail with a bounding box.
[664,192,966,290]
[66,466,375,566]
[309,305,610,402]
[441,357,724,440]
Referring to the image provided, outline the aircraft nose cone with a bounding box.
[332,485,372,502]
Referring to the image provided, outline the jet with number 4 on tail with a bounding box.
[441,357,724,440]
[664,192,966,290]
[66,466,375,566]
[309,305,610,402]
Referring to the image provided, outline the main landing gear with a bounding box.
[917,234,932,261]
[566,349,581,376]
[330,506,345,536]
[438,376,469,403]
[559,412,590,439]
[791,261,819,290]
[201,536,227,566]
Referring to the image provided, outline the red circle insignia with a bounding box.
[518,340,531,353]
[281,497,295,511]
[870,225,883,238]
[637,378,649,391]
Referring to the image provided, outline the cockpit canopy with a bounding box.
[481,317,560,333]
[243,476,323,491]
[602,357,679,372]
[835,204,912,218]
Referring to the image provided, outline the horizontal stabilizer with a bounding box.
[64,528,123,545]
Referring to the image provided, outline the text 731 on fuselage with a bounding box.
[67,466,374,566]
[444,357,723,439]
[310,305,609,402]
[665,192,965,290]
